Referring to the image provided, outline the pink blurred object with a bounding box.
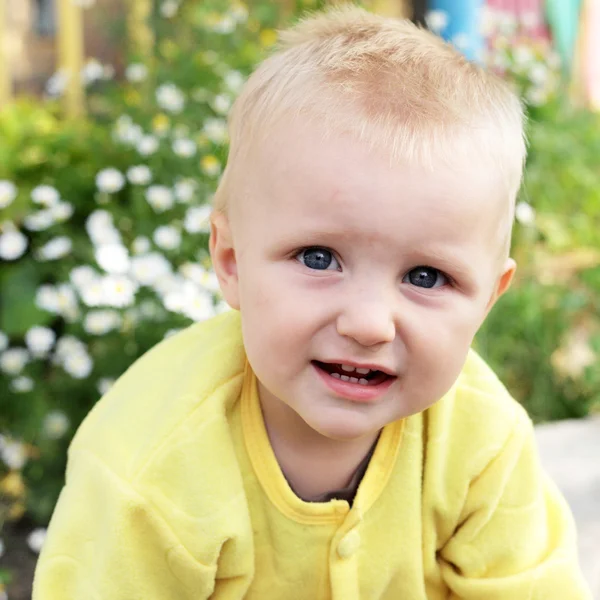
[581,0,600,109]
[486,0,550,38]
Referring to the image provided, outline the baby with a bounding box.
[33,6,591,599]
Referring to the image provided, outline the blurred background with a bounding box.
[0,0,599,598]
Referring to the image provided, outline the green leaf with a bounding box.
[0,261,53,336]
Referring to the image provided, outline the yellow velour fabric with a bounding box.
[32,310,591,600]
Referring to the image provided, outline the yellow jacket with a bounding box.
[33,310,591,599]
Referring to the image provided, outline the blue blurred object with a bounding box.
[427,0,485,62]
[545,0,582,74]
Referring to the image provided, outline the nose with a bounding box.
[336,296,396,348]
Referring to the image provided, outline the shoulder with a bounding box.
[69,310,247,480]
[425,348,532,487]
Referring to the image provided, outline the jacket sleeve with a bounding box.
[438,410,592,600]
[32,448,218,600]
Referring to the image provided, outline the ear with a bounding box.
[485,258,517,316]
[210,211,240,310]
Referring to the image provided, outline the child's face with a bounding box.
[211,120,515,441]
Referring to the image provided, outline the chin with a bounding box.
[307,414,379,442]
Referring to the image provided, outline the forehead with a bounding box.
[237,119,508,246]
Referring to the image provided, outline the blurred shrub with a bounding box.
[476,102,600,421]
[0,0,324,527]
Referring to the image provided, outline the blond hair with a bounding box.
[214,5,526,256]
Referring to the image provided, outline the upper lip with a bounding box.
[314,359,397,377]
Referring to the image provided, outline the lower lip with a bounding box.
[313,364,395,403]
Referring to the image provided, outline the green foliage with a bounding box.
[476,102,600,422]
[0,0,298,525]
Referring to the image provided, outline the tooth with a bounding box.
[331,372,341,379]
[356,367,370,375]
[349,377,359,383]
[340,375,350,382]
[341,365,355,373]
[359,378,369,385]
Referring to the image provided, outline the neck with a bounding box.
[258,383,379,501]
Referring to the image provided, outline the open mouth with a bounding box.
[312,361,395,386]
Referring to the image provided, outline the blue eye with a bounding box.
[403,267,448,289]
[297,247,340,271]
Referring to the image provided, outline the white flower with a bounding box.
[0,331,8,352]
[152,272,184,296]
[27,528,47,554]
[36,236,72,260]
[497,12,517,35]
[513,46,534,67]
[224,70,244,93]
[425,10,449,34]
[153,225,181,250]
[127,165,152,185]
[212,15,236,34]
[78,278,105,307]
[95,243,130,274]
[82,58,104,85]
[452,33,470,51]
[102,275,137,307]
[160,0,179,18]
[180,262,220,293]
[51,201,75,222]
[515,201,536,226]
[114,115,144,145]
[63,350,93,379]
[145,185,175,212]
[86,210,121,245]
[97,377,115,395]
[25,326,55,358]
[0,229,28,260]
[156,83,185,114]
[31,185,60,207]
[1,439,27,469]
[11,376,34,393]
[35,283,79,320]
[525,87,548,106]
[36,284,59,313]
[84,309,122,335]
[175,179,197,203]
[528,64,548,86]
[231,3,249,22]
[137,135,159,156]
[42,411,70,439]
[125,63,148,83]
[23,209,55,231]
[165,281,215,321]
[172,138,197,158]
[201,155,221,177]
[0,347,29,375]
[184,205,211,233]
[70,265,97,289]
[211,94,231,115]
[54,335,86,361]
[46,70,69,97]
[130,252,172,285]
[203,118,228,144]
[96,168,125,194]
[132,236,151,254]
[0,180,17,209]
